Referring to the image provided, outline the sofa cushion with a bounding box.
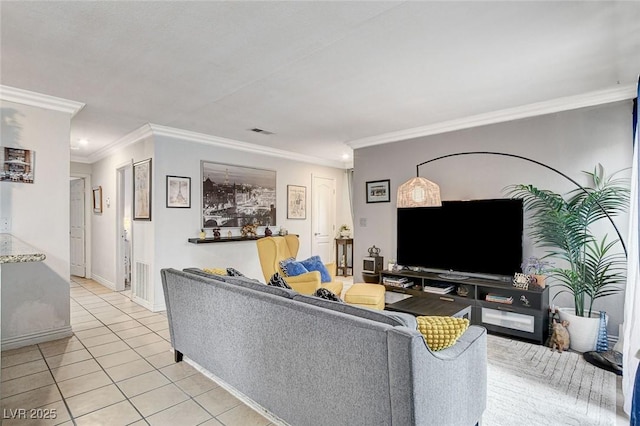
[293,294,416,328]
[268,272,293,289]
[416,316,470,351]
[299,256,331,282]
[183,268,296,299]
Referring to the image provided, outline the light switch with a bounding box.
[359,218,367,227]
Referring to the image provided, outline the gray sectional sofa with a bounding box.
[161,268,487,426]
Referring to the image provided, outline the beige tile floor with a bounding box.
[2,274,629,425]
[1,276,275,426]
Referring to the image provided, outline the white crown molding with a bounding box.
[346,84,637,149]
[86,124,154,164]
[0,85,85,117]
[70,154,90,163]
[149,124,345,169]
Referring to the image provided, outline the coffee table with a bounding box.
[385,293,472,320]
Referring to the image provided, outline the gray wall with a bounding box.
[353,101,633,336]
[1,101,72,347]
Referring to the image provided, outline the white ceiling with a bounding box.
[1,1,639,167]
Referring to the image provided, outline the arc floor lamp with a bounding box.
[396,150,627,258]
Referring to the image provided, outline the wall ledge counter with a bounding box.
[0,233,46,263]
[188,235,267,244]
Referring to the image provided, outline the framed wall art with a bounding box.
[1,147,35,183]
[133,158,152,220]
[287,185,306,219]
[201,161,276,228]
[92,186,103,213]
[366,179,390,203]
[166,175,191,208]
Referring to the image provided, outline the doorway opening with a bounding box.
[116,164,133,292]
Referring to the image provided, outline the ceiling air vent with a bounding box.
[249,128,274,135]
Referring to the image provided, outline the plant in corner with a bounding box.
[508,165,629,351]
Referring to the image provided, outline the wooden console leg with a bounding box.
[174,350,183,363]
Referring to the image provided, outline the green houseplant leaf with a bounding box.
[507,165,629,317]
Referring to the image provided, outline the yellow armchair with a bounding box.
[256,235,343,296]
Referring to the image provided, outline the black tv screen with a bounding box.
[397,199,523,277]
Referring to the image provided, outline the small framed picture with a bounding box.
[366,179,390,203]
[92,186,103,213]
[166,175,191,208]
[133,158,152,220]
[287,185,306,219]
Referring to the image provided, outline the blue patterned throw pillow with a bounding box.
[268,272,292,289]
[278,257,295,277]
[283,261,309,277]
[300,256,331,283]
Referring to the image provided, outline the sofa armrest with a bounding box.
[284,271,321,295]
[387,325,487,426]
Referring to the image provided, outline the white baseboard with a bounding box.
[91,273,115,290]
[2,326,73,351]
[132,295,154,311]
[183,356,288,426]
[152,301,166,313]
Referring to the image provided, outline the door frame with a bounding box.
[70,173,92,279]
[116,161,133,293]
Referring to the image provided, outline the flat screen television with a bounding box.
[397,198,523,277]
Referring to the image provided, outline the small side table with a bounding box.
[335,238,353,277]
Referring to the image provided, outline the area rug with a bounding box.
[485,334,617,426]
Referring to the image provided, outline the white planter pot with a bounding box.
[557,308,605,353]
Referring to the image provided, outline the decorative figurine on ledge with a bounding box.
[199,229,207,240]
[241,223,258,238]
[264,226,272,237]
[212,228,221,240]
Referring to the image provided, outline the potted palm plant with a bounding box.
[509,165,629,352]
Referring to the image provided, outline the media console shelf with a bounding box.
[381,269,550,344]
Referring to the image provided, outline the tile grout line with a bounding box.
[34,344,77,426]
[70,277,216,424]
[72,278,234,424]
[4,277,263,425]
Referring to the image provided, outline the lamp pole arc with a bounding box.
[415,151,628,257]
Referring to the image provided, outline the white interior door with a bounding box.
[70,178,86,277]
[311,175,336,263]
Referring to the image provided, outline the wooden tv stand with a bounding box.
[381,269,550,344]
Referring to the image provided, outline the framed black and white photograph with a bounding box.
[1,147,35,183]
[133,158,152,220]
[201,161,276,228]
[366,179,391,203]
[287,185,306,219]
[92,186,102,213]
[166,175,191,208]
